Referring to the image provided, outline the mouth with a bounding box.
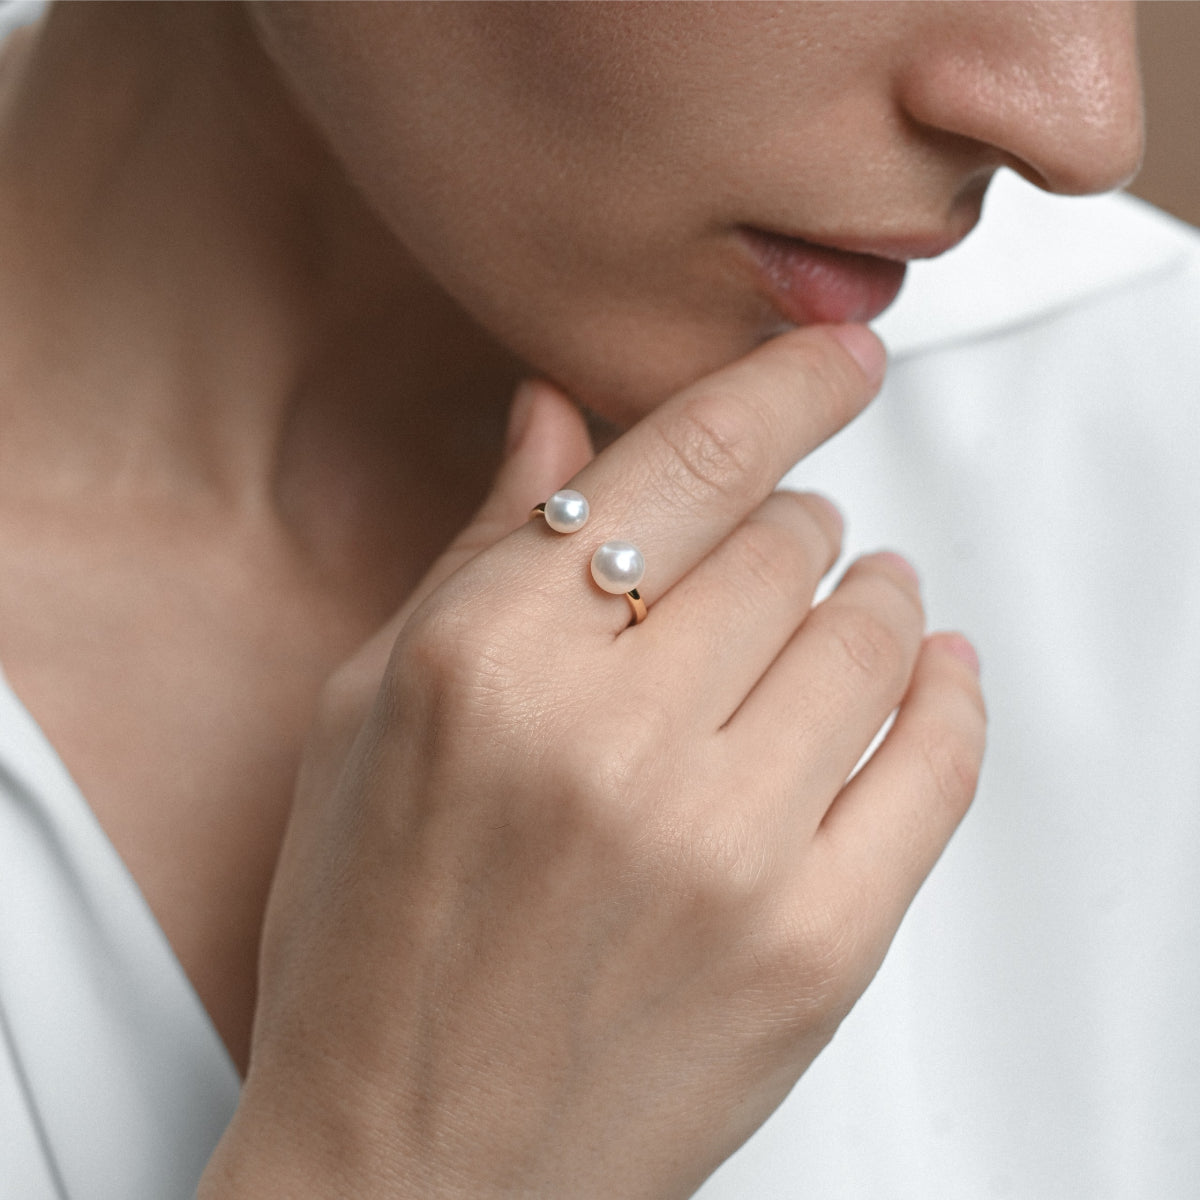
[737,224,971,327]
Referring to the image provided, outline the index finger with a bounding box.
[530,323,884,623]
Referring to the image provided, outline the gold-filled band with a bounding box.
[625,588,647,625]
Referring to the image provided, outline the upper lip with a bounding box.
[748,214,981,265]
[734,208,982,328]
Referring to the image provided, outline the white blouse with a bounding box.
[0,3,1197,1190]
[0,662,239,1200]
[704,175,1200,1198]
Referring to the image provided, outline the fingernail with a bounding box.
[875,550,919,586]
[942,633,981,675]
[505,380,538,457]
[827,324,886,388]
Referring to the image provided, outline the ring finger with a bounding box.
[641,489,844,730]
[726,551,927,834]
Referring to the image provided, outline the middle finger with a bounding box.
[644,489,844,730]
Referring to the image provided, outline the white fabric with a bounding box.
[701,171,1200,1198]
[0,3,1195,1183]
[0,666,240,1200]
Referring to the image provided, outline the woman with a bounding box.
[3,2,1191,1197]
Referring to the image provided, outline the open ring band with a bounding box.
[531,492,647,626]
[622,589,647,625]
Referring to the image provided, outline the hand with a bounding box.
[200,325,986,1199]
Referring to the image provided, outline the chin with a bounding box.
[523,310,774,431]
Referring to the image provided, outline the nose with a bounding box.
[896,0,1144,196]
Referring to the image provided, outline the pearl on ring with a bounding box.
[543,489,590,533]
[590,540,645,595]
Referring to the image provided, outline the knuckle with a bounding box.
[774,489,843,563]
[827,601,909,682]
[780,901,851,989]
[791,491,844,560]
[391,599,474,686]
[651,390,770,505]
[732,515,809,599]
[865,557,926,627]
[916,718,984,818]
[745,899,860,1030]
[387,593,524,723]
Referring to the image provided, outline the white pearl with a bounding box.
[590,540,645,594]
[543,489,589,533]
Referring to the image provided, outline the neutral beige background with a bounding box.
[1129,1,1200,227]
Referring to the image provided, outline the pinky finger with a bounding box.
[811,632,986,939]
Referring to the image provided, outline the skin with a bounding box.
[248,0,1142,419]
[0,1,1141,1194]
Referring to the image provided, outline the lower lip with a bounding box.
[739,228,907,326]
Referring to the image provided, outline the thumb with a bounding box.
[349,380,595,674]
[467,377,597,553]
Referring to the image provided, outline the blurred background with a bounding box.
[1131,2,1200,227]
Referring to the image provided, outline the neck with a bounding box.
[0,1,519,578]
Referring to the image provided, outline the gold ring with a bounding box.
[531,493,648,626]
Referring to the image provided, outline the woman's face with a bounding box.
[250,1,1141,423]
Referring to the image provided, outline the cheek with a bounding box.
[250,4,761,420]
[248,4,851,424]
